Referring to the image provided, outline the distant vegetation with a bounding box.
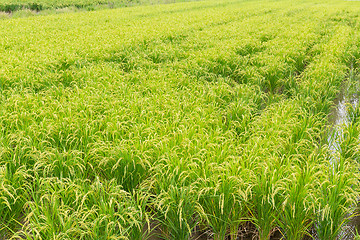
[0,0,188,12]
[1,0,360,239]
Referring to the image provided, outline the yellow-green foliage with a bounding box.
[1,0,360,239]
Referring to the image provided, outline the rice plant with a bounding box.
[196,164,249,240]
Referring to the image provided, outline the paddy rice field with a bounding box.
[1,0,360,239]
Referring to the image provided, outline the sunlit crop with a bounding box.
[1,0,360,239]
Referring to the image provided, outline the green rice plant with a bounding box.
[196,164,250,240]
[315,157,359,240]
[277,162,318,240]
[94,145,150,192]
[23,177,145,240]
[126,189,152,240]
[148,154,199,240]
[0,165,24,238]
[259,58,289,94]
[249,161,287,240]
[154,184,197,240]
[0,137,32,238]
[338,109,360,161]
